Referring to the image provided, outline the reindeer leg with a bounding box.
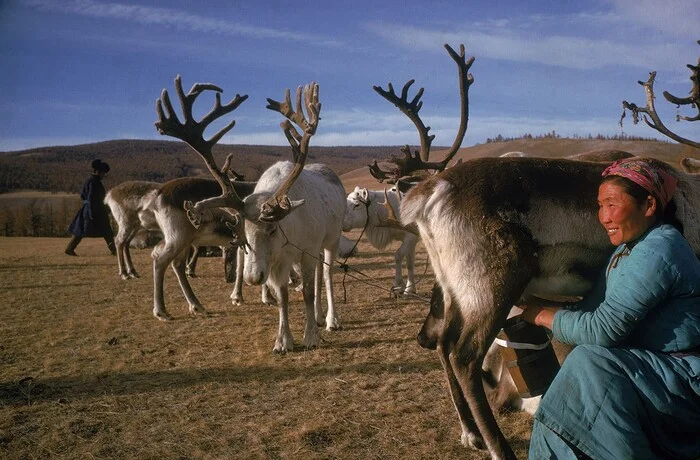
[435,289,486,451]
[186,246,199,278]
[123,227,140,278]
[401,236,418,295]
[171,250,207,317]
[312,256,325,327]
[262,283,277,306]
[115,227,130,279]
[299,255,320,349]
[323,246,341,331]
[230,247,245,305]
[451,332,516,460]
[391,246,406,296]
[271,280,293,353]
[152,241,175,321]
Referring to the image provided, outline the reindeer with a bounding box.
[105,179,234,281]
[155,77,346,352]
[370,43,700,459]
[343,185,418,295]
[140,175,260,320]
[405,156,699,459]
[104,180,161,279]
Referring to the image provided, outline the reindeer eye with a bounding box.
[268,226,277,236]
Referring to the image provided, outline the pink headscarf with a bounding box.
[602,158,678,209]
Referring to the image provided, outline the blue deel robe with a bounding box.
[530,223,700,460]
[68,174,114,238]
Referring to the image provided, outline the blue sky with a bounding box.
[1,0,698,152]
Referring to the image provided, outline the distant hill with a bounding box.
[0,140,416,194]
[0,138,697,194]
[339,138,699,191]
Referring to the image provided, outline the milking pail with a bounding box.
[495,315,560,398]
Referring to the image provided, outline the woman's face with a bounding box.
[598,181,656,246]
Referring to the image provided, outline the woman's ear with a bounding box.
[644,195,657,218]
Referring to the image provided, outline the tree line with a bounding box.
[484,132,668,144]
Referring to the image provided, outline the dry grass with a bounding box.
[0,234,533,460]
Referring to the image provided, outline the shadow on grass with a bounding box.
[0,359,442,407]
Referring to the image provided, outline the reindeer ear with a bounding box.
[360,188,369,201]
[354,185,361,193]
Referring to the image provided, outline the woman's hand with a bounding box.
[517,298,565,330]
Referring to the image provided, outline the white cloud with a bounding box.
[364,2,697,72]
[20,0,342,46]
[605,0,700,38]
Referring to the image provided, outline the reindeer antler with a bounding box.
[369,44,475,183]
[620,41,700,149]
[260,82,321,222]
[154,75,249,229]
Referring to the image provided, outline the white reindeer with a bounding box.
[155,77,345,352]
[343,186,418,295]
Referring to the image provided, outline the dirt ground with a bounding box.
[0,235,533,459]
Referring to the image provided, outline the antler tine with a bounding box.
[662,40,700,122]
[438,43,475,170]
[621,71,700,149]
[260,82,321,222]
[155,75,250,226]
[369,43,475,182]
[373,78,434,162]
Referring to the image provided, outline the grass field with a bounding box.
[0,235,533,459]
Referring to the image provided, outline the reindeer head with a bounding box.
[343,186,372,231]
[155,76,320,259]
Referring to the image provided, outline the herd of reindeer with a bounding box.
[100,43,699,459]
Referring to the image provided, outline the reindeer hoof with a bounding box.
[461,431,486,451]
[189,305,207,316]
[272,346,293,354]
[129,272,140,279]
[154,311,173,321]
[120,274,130,281]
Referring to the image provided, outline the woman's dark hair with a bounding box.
[601,175,683,234]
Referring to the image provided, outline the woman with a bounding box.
[65,159,116,256]
[520,158,700,459]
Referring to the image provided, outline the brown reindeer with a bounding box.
[141,175,259,320]
[104,180,161,279]
[371,43,700,459]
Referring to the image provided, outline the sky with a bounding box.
[1,0,698,152]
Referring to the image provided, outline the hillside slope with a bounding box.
[341,139,698,191]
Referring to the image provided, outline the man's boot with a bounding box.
[106,238,117,256]
[65,235,81,256]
